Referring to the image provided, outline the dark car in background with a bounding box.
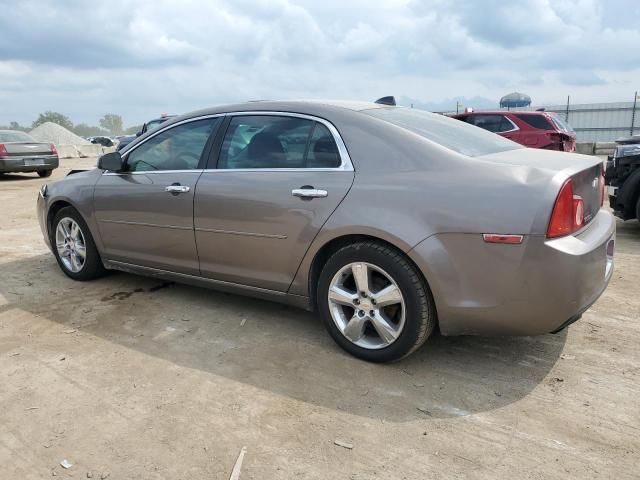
[117,115,176,151]
[605,135,640,221]
[0,130,59,177]
[453,111,576,152]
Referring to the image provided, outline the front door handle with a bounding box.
[165,184,190,194]
[292,188,328,199]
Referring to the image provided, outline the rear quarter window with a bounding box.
[514,114,554,130]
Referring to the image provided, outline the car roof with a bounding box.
[459,110,549,116]
[177,100,388,120]
[0,129,30,134]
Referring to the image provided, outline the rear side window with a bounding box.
[514,114,554,130]
[218,115,341,169]
[363,108,521,157]
[464,115,515,133]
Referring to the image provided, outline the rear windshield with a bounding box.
[550,115,574,132]
[0,131,35,142]
[362,108,521,157]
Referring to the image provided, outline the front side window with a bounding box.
[218,115,341,169]
[126,118,218,172]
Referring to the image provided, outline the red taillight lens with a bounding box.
[547,179,585,238]
[599,166,605,207]
[50,143,58,155]
[0,144,7,158]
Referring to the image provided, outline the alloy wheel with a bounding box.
[55,217,87,273]
[327,262,406,349]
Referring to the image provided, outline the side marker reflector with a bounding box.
[483,234,524,244]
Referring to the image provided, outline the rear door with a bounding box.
[93,117,221,274]
[194,113,354,292]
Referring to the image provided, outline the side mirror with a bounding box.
[135,130,142,137]
[97,151,124,171]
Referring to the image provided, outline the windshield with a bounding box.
[550,115,574,132]
[0,131,36,142]
[146,119,166,132]
[362,107,522,157]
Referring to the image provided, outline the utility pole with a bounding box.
[631,91,638,136]
[565,95,570,123]
[456,101,460,114]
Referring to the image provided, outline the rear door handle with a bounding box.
[292,188,328,199]
[165,185,190,194]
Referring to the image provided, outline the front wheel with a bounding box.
[317,241,437,362]
[38,170,53,178]
[51,207,106,280]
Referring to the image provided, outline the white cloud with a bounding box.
[0,0,637,126]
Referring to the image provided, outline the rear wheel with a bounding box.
[51,207,106,280]
[38,170,53,178]
[317,241,437,362]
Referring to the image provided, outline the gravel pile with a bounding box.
[29,122,89,145]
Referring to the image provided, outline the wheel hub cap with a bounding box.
[327,262,405,350]
[55,217,87,273]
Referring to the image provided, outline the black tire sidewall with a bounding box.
[317,243,429,363]
[51,207,104,281]
[38,170,53,178]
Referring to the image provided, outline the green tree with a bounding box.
[32,111,74,131]
[124,124,143,135]
[73,123,110,137]
[99,114,124,136]
[0,121,30,132]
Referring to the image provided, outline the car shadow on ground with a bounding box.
[0,173,43,181]
[0,253,568,423]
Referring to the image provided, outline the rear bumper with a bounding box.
[0,155,59,173]
[409,209,615,336]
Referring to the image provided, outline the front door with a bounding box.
[94,117,220,274]
[194,114,354,292]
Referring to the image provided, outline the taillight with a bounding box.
[599,165,605,207]
[0,144,7,158]
[50,143,58,155]
[547,178,585,238]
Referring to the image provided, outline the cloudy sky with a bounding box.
[1,0,638,127]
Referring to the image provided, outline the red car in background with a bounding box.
[453,111,576,152]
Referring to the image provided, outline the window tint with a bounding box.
[0,131,35,142]
[550,115,574,132]
[306,123,341,168]
[363,108,521,157]
[466,115,514,133]
[218,115,340,169]
[514,114,554,130]
[126,118,217,172]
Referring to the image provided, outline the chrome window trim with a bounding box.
[103,114,225,176]
[218,111,353,172]
[103,110,354,175]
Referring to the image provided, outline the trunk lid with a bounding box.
[2,142,54,157]
[478,148,603,232]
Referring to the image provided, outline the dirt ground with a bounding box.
[1,158,639,479]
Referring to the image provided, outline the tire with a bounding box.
[51,206,106,281]
[38,170,53,178]
[636,193,640,222]
[317,241,437,362]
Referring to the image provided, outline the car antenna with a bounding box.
[374,96,396,106]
